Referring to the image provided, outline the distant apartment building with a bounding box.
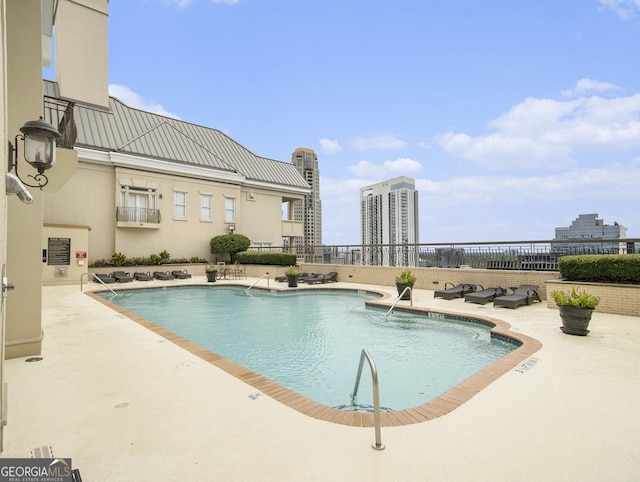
[291,148,323,262]
[553,213,627,254]
[360,176,419,266]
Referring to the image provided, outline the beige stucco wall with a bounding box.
[1,0,8,450]
[45,159,304,264]
[55,0,109,107]
[42,224,90,286]
[5,1,47,359]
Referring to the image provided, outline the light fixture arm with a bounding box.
[6,117,60,191]
[8,137,50,190]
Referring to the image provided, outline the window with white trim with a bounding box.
[224,196,235,222]
[119,185,158,223]
[174,190,187,219]
[200,194,213,221]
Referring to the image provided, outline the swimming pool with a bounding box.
[98,286,519,413]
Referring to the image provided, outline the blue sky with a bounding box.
[53,0,640,244]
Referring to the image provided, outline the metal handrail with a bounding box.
[351,349,385,450]
[243,273,270,294]
[81,272,117,296]
[386,286,412,317]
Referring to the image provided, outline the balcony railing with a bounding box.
[44,96,77,148]
[250,238,640,271]
[116,207,161,224]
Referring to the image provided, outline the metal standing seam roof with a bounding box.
[43,81,310,190]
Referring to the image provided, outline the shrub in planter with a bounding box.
[284,265,300,287]
[551,287,599,336]
[395,270,416,300]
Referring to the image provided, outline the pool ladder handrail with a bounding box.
[80,272,117,296]
[385,286,412,317]
[351,349,385,450]
[243,273,270,294]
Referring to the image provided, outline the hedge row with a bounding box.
[558,254,640,283]
[234,251,296,266]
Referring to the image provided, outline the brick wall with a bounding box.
[546,280,640,317]
[297,264,559,300]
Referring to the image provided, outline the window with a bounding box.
[118,185,158,223]
[174,191,187,219]
[200,194,213,221]
[224,196,235,222]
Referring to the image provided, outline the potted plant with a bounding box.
[205,264,218,282]
[551,287,599,336]
[284,265,300,288]
[395,270,416,300]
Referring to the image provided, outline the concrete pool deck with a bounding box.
[2,278,640,481]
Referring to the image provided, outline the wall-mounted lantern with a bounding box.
[6,117,60,195]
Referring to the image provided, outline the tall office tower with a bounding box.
[360,176,419,266]
[291,148,322,262]
[553,213,627,254]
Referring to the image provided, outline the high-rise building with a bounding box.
[553,213,627,254]
[360,176,419,266]
[291,148,322,261]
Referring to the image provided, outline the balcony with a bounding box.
[44,96,77,149]
[116,207,161,228]
[282,220,304,237]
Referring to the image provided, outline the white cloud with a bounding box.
[322,160,640,244]
[351,134,407,150]
[348,158,422,178]
[319,138,342,154]
[599,0,640,19]
[435,89,640,170]
[108,84,181,119]
[562,78,621,97]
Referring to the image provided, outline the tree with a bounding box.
[210,234,251,262]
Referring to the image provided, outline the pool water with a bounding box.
[102,286,516,411]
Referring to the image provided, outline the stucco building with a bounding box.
[2,0,309,372]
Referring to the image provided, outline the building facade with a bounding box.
[3,0,310,359]
[360,176,419,266]
[291,148,322,262]
[42,85,309,270]
[553,213,627,254]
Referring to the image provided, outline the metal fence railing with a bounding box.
[249,238,640,271]
[116,207,161,224]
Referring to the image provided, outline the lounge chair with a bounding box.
[154,271,174,280]
[305,272,338,284]
[434,282,476,300]
[493,284,541,309]
[110,271,133,282]
[465,286,506,305]
[171,270,192,279]
[133,271,153,281]
[93,273,116,284]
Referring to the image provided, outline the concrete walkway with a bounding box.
[2,279,639,481]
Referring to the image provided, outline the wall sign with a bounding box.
[47,237,71,265]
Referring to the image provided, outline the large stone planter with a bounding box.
[206,271,217,282]
[558,304,594,336]
[287,275,299,288]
